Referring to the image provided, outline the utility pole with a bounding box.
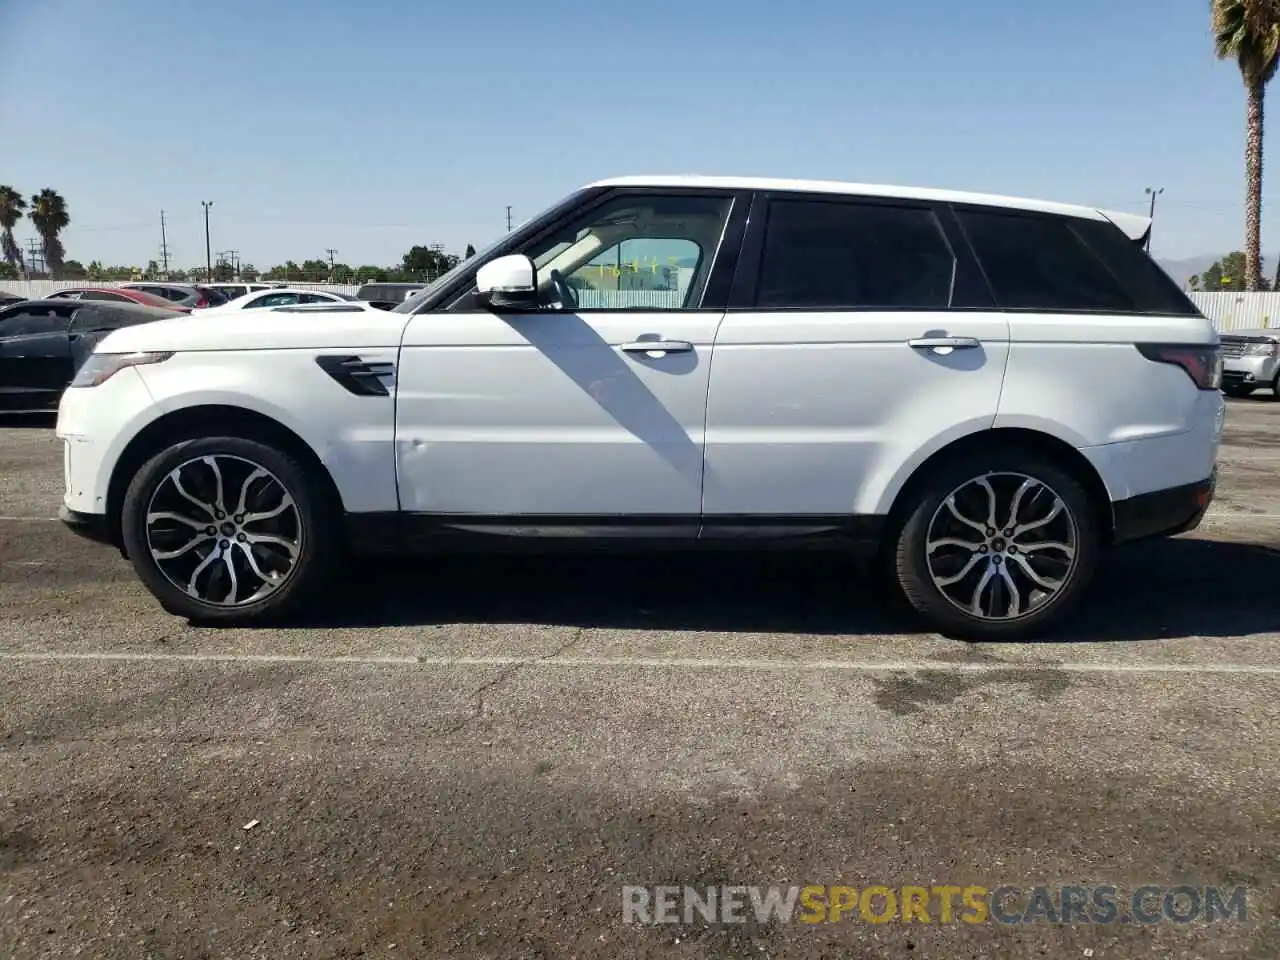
[201,200,215,280]
[1144,187,1163,254]
[159,210,171,275]
[25,238,43,277]
[506,205,512,232]
[325,248,337,275]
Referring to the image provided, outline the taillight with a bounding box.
[1136,343,1223,390]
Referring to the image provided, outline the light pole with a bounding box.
[201,201,215,280]
[1144,187,1163,253]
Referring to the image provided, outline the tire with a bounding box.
[120,435,340,624]
[890,449,1101,642]
[1223,384,1254,399]
[1270,373,1280,401]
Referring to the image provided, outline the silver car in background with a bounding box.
[1220,329,1280,398]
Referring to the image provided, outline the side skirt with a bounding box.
[345,513,887,557]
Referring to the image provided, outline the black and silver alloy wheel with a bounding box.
[121,435,339,624]
[145,454,303,606]
[924,472,1078,621]
[892,451,1100,641]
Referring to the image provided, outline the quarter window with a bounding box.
[957,210,1133,312]
[520,193,734,310]
[755,199,957,309]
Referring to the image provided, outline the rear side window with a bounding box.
[756,199,956,309]
[1069,219,1200,316]
[957,210,1133,312]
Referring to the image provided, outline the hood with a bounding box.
[95,304,410,354]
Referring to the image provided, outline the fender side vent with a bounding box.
[315,355,394,397]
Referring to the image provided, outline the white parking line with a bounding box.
[4,650,1280,675]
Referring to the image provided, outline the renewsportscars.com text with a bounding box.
[622,884,1248,926]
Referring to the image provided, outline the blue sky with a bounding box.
[0,0,1266,271]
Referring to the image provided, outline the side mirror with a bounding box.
[475,254,539,311]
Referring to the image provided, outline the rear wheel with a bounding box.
[891,450,1101,641]
[120,436,339,623]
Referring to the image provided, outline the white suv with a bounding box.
[54,176,1225,641]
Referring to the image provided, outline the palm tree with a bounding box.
[29,188,69,278]
[1212,0,1280,290]
[0,186,25,274]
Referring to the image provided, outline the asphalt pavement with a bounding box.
[1,399,1279,959]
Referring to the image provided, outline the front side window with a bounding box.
[80,291,129,302]
[755,199,957,309]
[957,209,1133,312]
[518,192,734,311]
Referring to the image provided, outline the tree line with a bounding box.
[0,185,478,285]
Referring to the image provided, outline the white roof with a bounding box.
[586,175,1151,240]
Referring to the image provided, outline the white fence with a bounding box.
[2,280,1276,332]
[1187,292,1280,331]
[0,279,360,298]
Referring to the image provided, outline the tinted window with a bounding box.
[248,293,300,308]
[1070,219,1200,316]
[80,291,130,302]
[957,210,1134,312]
[756,200,956,309]
[0,304,70,336]
[300,293,334,303]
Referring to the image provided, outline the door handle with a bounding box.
[620,340,694,356]
[908,337,981,354]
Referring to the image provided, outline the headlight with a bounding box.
[1244,341,1277,356]
[69,351,173,388]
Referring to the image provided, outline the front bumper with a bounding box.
[1222,355,1279,389]
[59,505,115,547]
[1112,470,1216,544]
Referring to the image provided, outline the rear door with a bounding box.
[702,191,1011,522]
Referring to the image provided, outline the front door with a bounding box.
[396,188,746,532]
[702,192,1012,521]
[0,303,75,410]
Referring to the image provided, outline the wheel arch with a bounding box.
[881,427,1117,547]
[105,404,344,553]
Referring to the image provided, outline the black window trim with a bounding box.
[726,190,994,312]
[425,185,754,314]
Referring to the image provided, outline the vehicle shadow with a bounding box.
[291,536,1280,643]
[0,413,55,429]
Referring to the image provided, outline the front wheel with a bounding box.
[1223,384,1255,399]
[891,451,1101,641]
[120,436,339,624]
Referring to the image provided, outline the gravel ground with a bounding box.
[1,399,1279,959]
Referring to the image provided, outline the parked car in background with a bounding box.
[44,286,189,312]
[355,282,426,310]
[1219,328,1280,398]
[203,282,287,300]
[0,299,181,411]
[120,282,229,311]
[55,175,1223,641]
[198,287,360,315]
[0,292,25,308]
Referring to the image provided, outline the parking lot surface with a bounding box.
[2,399,1279,959]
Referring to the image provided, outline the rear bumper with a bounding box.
[59,505,115,547]
[1112,470,1216,544]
